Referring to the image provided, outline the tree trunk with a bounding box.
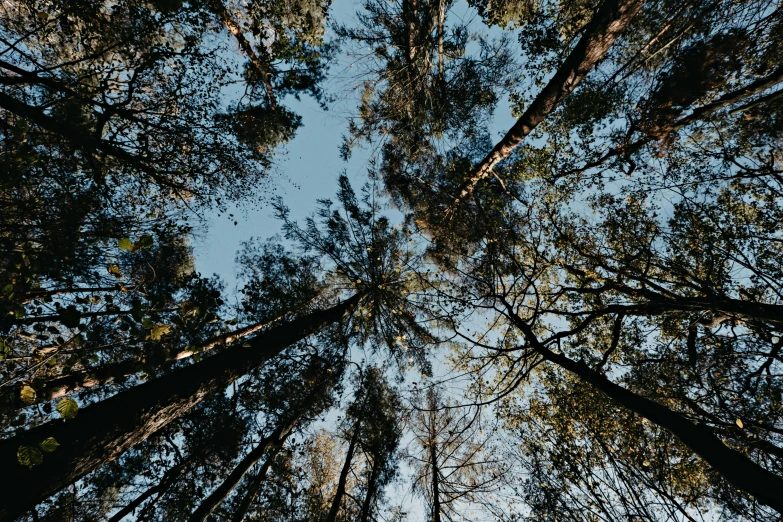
[0,293,363,522]
[229,430,291,522]
[505,308,783,514]
[358,460,380,522]
[325,423,361,522]
[455,0,644,202]
[205,0,277,109]
[429,412,442,522]
[187,418,298,522]
[6,313,290,408]
[106,456,193,522]
[437,0,445,83]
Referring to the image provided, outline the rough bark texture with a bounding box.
[455,0,644,201]
[506,308,783,514]
[0,294,362,522]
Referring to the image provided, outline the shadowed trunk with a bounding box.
[429,409,442,522]
[505,304,783,514]
[455,0,644,202]
[106,456,194,522]
[0,293,363,522]
[187,419,297,522]
[325,423,361,522]
[358,459,381,522]
[229,429,292,522]
[189,373,336,522]
[4,313,290,408]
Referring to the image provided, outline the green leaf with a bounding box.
[17,445,43,468]
[58,305,82,329]
[40,437,60,453]
[56,398,79,420]
[136,235,154,250]
[150,323,172,341]
[20,385,36,405]
[118,238,133,251]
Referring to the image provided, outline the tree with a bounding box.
[325,367,402,522]
[409,388,505,522]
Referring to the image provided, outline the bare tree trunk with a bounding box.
[106,457,193,522]
[229,430,292,522]
[504,304,783,514]
[206,0,277,108]
[5,312,291,408]
[0,293,363,522]
[455,0,644,202]
[325,423,361,522]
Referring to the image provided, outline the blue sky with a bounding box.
[192,0,518,294]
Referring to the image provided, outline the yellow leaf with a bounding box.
[20,385,36,405]
[736,418,744,429]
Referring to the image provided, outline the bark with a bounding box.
[0,293,363,522]
[429,411,442,522]
[229,430,291,522]
[358,460,380,522]
[187,418,298,522]
[6,313,288,408]
[206,0,277,109]
[505,306,783,513]
[455,0,644,202]
[106,457,193,522]
[325,423,361,522]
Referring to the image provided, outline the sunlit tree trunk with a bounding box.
[455,0,644,201]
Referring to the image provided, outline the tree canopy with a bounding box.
[2,0,782,520]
